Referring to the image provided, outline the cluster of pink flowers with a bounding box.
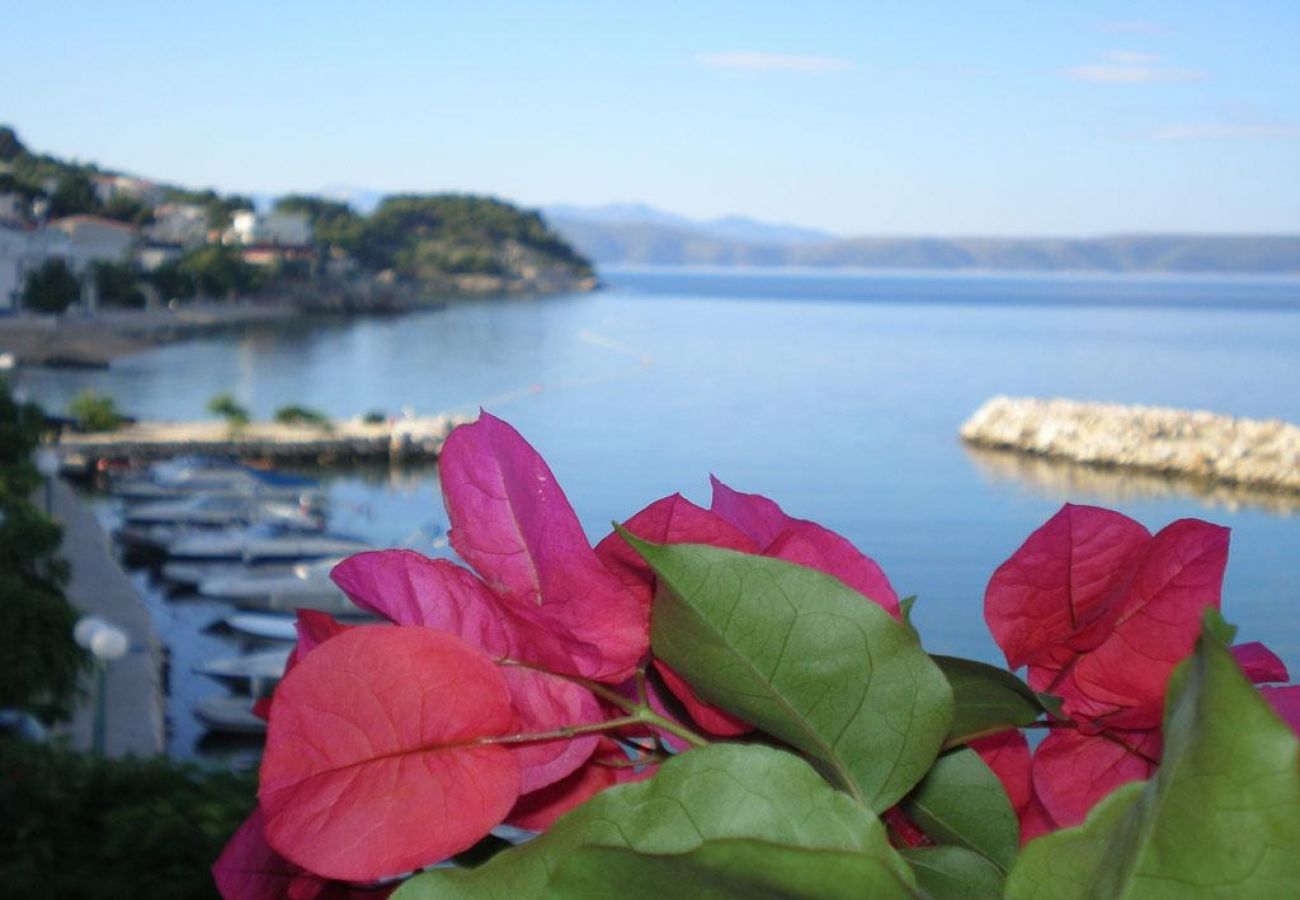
[213,414,1300,898]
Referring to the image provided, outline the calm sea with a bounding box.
[20,267,1300,759]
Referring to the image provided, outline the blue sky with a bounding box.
[3,1,1297,235]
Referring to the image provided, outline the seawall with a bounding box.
[961,396,1300,494]
[53,412,473,470]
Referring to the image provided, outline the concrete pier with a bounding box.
[48,479,166,757]
[961,396,1300,494]
[52,411,473,470]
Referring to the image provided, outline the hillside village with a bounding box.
[0,126,595,318]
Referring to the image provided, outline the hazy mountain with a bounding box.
[543,214,1300,275]
[544,203,836,246]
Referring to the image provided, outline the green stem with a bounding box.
[496,660,712,748]
[491,715,643,745]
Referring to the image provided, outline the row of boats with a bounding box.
[109,456,383,737]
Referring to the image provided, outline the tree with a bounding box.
[94,261,146,309]
[0,380,87,722]
[22,258,81,314]
[0,124,25,161]
[274,194,362,249]
[68,389,125,432]
[177,246,261,298]
[207,392,250,432]
[48,171,102,218]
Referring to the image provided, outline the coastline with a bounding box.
[0,274,598,368]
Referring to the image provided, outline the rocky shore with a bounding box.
[961,396,1300,494]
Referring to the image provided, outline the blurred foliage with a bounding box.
[0,739,256,900]
[274,404,332,429]
[0,382,86,722]
[21,258,81,314]
[274,194,363,250]
[177,245,264,298]
[207,392,251,429]
[68,389,125,433]
[350,194,593,280]
[94,261,146,309]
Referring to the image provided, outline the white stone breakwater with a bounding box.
[961,397,1300,494]
[53,411,475,469]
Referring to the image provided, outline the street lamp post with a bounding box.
[73,615,130,755]
[35,447,60,516]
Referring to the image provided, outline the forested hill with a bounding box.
[0,125,594,295]
[546,215,1300,275]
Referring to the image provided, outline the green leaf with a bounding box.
[627,534,953,810]
[1006,631,1300,899]
[1201,607,1238,645]
[547,840,918,899]
[899,595,919,634]
[933,655,1047,746]
[901,747,1019,873]
[901,846,1006,900]
[395,744,916,900]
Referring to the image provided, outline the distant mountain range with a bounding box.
[542,204,1300,275]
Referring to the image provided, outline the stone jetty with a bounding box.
[53,411,474,470]
[961,397,1300,494]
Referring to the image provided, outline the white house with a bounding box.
[0,223,76,312]
[145,203,209,247]
[50,215,138,265]
[92,174,165,208]
[0,193,22,223]
[226,210,312,247]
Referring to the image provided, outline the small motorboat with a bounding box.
[194,695,267,735]
[113,456,318,503]
[199,557,345,602]
[123,491,327,529]
[196,649,291,690]
[166,522,373,564]
[162,559,297,588]
[224,613,300,642]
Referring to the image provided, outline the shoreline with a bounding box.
[0,275,598,369]
[0,301,303,367]
[961,396,1300,496]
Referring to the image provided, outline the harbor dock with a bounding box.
[53,412,473,470]
[961,396,1300,494]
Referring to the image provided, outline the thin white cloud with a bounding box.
[1065,52,1204,84]
[694,51,851,73]
[1104,50,1161,66]
[1153,123,1300,140]
[1096,20,1170,36]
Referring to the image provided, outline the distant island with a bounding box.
[544,204,1300,275]
[0,125,595,319]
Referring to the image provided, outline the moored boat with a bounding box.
[194,695,268,735]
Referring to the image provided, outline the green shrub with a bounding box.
[0,740,255,900]
[206,392,250,432]
[21,258,81,314]
[362,409,387,425]
[68,389,124,432]
[274,404,332,430]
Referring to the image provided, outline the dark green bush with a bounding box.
[0,739,255,900]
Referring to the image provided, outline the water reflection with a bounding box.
[965,445,1300,517]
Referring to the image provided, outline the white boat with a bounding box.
[113,456,319,503]
[196,649,291,690]
[194,695,267,735]
[124,492,327,529]
[162,559,297,588]
[224,613,300,641]
[199,557,344,601]
[166,522,373,564]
